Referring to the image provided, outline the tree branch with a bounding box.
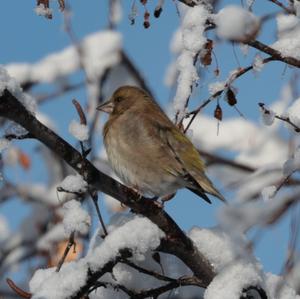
[246,39,300,68]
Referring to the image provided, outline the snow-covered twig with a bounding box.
[259,102,300,132]
[183,57,274,133]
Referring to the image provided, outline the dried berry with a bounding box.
[200,39,213,66]
[226,88,237,106]
[154,7,162,18]
[214,104,223,121]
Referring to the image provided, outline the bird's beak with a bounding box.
[96,100,114,113]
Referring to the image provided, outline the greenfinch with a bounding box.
[97,86,225,204]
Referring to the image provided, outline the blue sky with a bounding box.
[0,0,296,280]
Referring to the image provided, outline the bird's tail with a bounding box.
[187,187,212,204]
[186,172,226,203]
[198,173,226,203]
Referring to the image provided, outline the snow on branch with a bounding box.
[5,31,122,86]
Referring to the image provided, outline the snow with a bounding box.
[282,147,300,176]
[17,183,68,206]
[0,138,10,153]
[30,215,165,299]
[235,166,282,201]
[69,119,89,141]
[0,215,10,242]
[0,65,37,117]
[294,1,300,17]
[204,262,264,299]
[87,215,165,271]
[189,227,235,272]
[62,200,91,235]
[189,226,268,299]
[170,29,184,54]
[261,185,276,201]
[186,114,288,168]
[5,31,121,120]
[266,272,300,299]
[34,4,53,18]
[30,260,88,299]
[287,262,300,295]
[208,81,226,95]
[109,0,122,25]
[260,105,276,126]
[164,29,183,87]
[37,224,66,250]
[282,158,296,176]
[286,97,300,128]
[217,187,300,255]
[172,5,210,117]
[59,174,88,193]
[253,54,264,72]
[5,31,122,85]
[0,66,23,99]
[272,14,300,60]
[214,5,259,41]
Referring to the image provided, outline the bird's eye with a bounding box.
[115,96,123,103]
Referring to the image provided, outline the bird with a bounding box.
[97,85,225,204]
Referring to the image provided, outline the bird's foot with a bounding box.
[161,193,176,204]
[148,196,164,208]
[124,186,144,201]
[148,193,176,209]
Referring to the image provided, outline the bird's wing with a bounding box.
[156,123,226,202]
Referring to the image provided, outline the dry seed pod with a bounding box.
[214,68,220,77]
[200,39,213,66]
[226,88,237,106]
[214,104,223,121]
[144,11,150,28]
[143,21,150,28]
[154,7,163,18]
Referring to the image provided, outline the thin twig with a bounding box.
[121,259,176,282]
[266,0,294,14]
[259,102,300,132]
[183,57,274,133]
[246,39,300,68]
[72,99,87,125]
[275,115,300,132]
[56,231,76,272]
[90,276,202,299]
[5,133,34,140]
[57,186,84,196]
[90,191,108,236]
[6,278,31,299]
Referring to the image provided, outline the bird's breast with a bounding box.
[103,118,183,197]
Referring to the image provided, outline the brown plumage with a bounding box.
[97,85,225,204]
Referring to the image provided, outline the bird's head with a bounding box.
[97,85,149,116]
